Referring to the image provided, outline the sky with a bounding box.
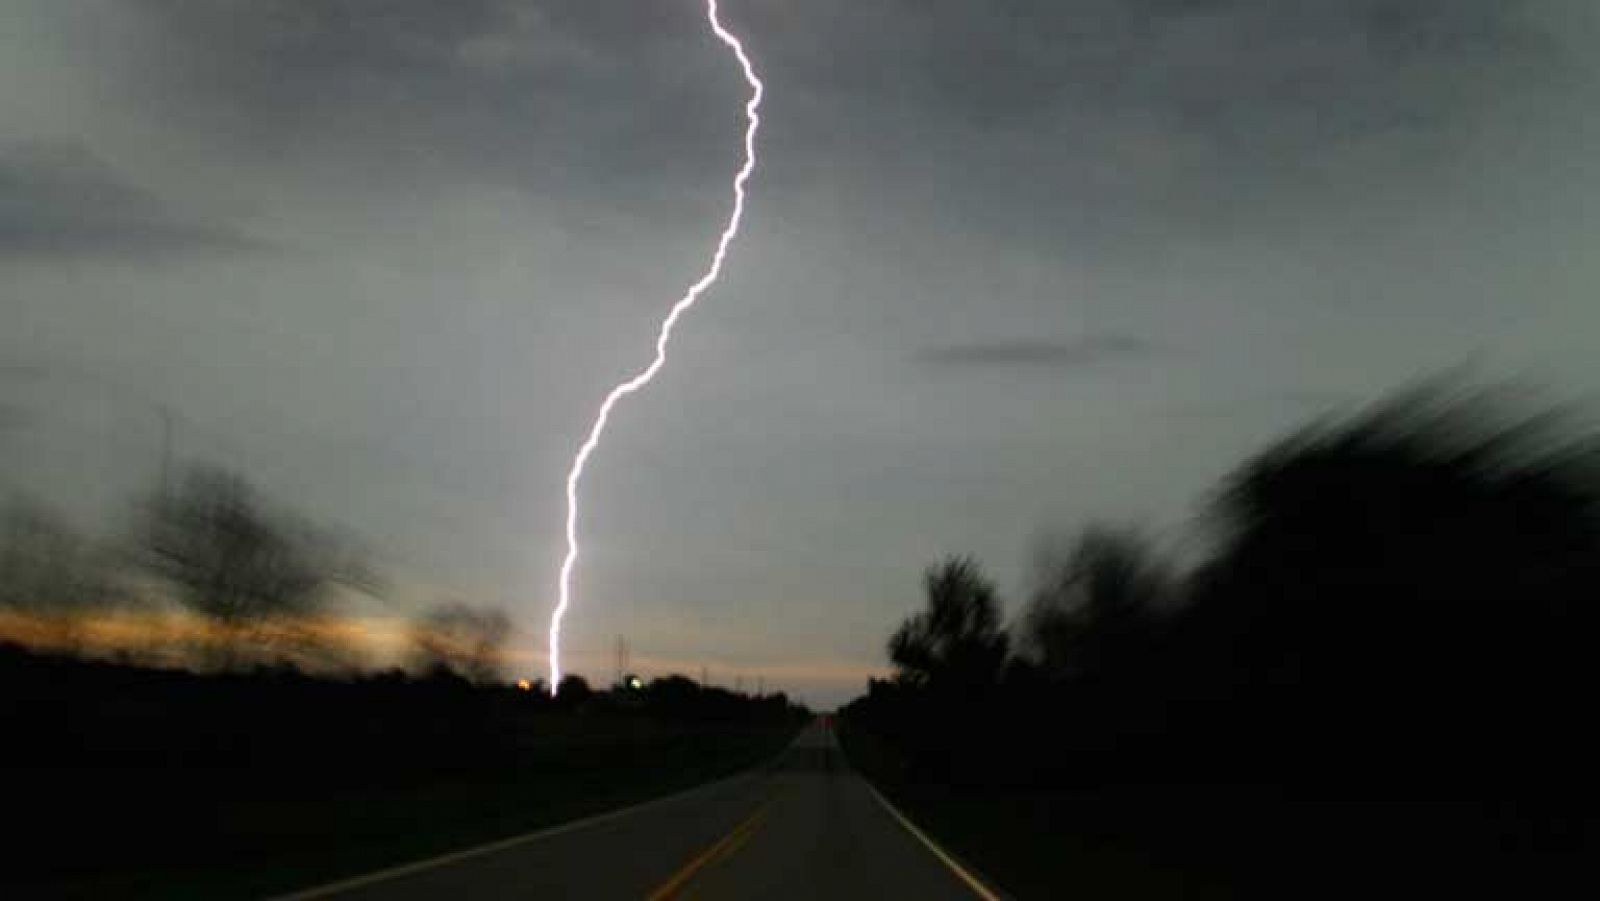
[2,0,1598,706]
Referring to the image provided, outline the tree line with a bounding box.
[845,383,1600,804]
[0,460,530,681]
[1,455,810,757]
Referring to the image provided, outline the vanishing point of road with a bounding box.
[277,720,1000,900]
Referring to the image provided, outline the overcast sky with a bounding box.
[3,0,1598,705]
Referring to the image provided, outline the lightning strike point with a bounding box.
[547,0,764,694]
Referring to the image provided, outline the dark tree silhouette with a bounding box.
[1022,527,1169,682]
[1184,383,1600,779]
[555,673,593,704]
[888,556,1009,696]
[842,381,1600,895]
[141,466,333,629]
[0,498,112,615]
[409,601,513,685]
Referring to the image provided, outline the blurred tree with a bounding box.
[409,601,512,685]
[137,464,368,671]
[1022,527,1169,681]
[889,556,1009,695]
[1190,382,1600,775]
[0,498,110,615]
[0,498,120,656]
[141,466,331,627]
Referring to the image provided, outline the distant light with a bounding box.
[628,676,643,690]
[516,679,532,692]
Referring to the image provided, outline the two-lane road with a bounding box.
[282,721,995,900]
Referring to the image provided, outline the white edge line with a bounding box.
[864,781,1007,901]
[270,765,770,900]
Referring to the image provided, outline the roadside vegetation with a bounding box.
[5,646,805,898]
[1,460,806,898]
[842,381,1599,897]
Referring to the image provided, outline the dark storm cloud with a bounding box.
[107,0,1565,219]
[115,0,742,206]
[0,142,263,259]
[740,0,1567,258]
[916,335,1156,369]
[862,0,1549,127]
[876,0,1560,242]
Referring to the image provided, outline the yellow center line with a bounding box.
[646,796,774,901]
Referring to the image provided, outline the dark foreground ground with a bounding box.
[839,722,1596,899]
[2,646,802,898]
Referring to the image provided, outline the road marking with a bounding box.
[270,768,769,900]
[646,796,773,900]
[865,782,1006,901]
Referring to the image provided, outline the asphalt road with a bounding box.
[282,720,992,900]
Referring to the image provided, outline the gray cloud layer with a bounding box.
[102,0,1570,225]
[0,142,262,258]
[916,335,1155,369]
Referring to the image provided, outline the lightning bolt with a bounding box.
[548,0,763,693]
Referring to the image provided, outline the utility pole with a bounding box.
[700,664,709,687]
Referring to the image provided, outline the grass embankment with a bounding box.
[4,647,802,899]
[838,721,1588,899]
[837,722,1219,899]
[839,721,1232,898]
